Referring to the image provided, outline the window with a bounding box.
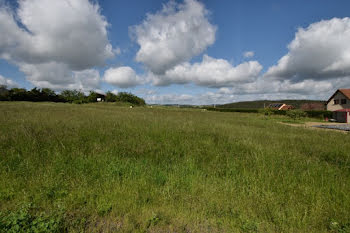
[334,99,339,104]
[341,99,347,104]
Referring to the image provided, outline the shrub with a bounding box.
[105,91,117,102]
[305,110,332,119]
[206,107,259,113]
[259,108,273,116]
[59,90,86,103]
[116,92,146,106]
[72,99,87,104]
[0,204,65,233]
[286,109,307,120]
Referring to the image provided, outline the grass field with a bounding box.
[0,102,349,232]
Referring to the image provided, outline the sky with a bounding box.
[1,0,350,105]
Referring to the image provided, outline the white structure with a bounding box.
[326,89,350,123]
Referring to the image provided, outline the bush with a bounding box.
[206,108,259,113]
[105,91,117,102]
[286,109,307,120]
[72,99,87,104]
[0,204,65,233]
[116,92,146,106]
[305,110,332,119]
[259,108,273,116]
[59,90,86,103]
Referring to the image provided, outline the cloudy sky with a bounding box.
[1,0,350,104]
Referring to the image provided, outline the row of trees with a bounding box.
[0,86,146,106]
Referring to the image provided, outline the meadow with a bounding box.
[0,102,349,232]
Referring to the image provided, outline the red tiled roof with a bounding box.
[327,89,350,103]
[339,89,350,100]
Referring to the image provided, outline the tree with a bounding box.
[0,85,9,101]
[9,88,28,101]
[87,91,98,103]
[105,91,117,102]
[28,87,42,101]
[59,90,86,103]
[116,92,145,106]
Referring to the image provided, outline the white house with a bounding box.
[326,89,350,123]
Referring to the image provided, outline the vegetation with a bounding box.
[207,107,332,120]
[286,109,308,120]
[115,92,146,106]
[219,99,326,109]
[206,107,259,113]
[0,86,146,106]
[0,102,349,232]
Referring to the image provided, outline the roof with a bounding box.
[327,89,350,103]
[280,105,293,110]
[339,89,350,99]
[268,103,284,108]
[335,108,350,112]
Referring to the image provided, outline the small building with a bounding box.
[326,89,350,123]
[268,103,294,110]
[96,93,106,102]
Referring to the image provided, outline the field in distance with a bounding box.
[0,102,349,232]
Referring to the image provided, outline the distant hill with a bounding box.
[219,100,326,109]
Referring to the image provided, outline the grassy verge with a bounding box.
[0,102,349,232]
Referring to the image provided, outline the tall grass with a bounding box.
[0,102,349,232]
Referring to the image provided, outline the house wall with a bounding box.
[327,92,350,111]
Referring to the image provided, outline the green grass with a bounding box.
[0,102,349,232]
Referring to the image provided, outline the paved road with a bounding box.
[312,124,350,131]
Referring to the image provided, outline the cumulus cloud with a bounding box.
[19,63,100,91]
[243,51,254,58]
[0,74,18,88]
[104,66,143,88]
[149,55,263,87]
[111,89,119,95]
[144,84,334,105]
[145,93,194,104]
[131,0,216,74]
[0,0,114,89]
[266,17,350,82]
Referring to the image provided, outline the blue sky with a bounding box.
[1,0,350,104]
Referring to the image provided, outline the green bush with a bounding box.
[206,107,259,113]
[116,92,146,106]
[305,110,332,119]
[105,91,117,102]
[259,108,273,116]
[0,205,65,233]
[286,109,307,120]
[72,99,87,104]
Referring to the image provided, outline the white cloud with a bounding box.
[0,0,114,89]
[111,89,119,95]
[104,66,143,88]
[0,74,18,88]
[131,0,216,74]
[145,93,194,104]
[150,55,263,87]
[243,51,254,58]
[19,62,100,91]
[266,17,350,82]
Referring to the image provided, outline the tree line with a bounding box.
[0,86,146,106]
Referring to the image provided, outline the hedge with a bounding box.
[206,107,332,119]
[206,107,259,113]
[304,110,332,119]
